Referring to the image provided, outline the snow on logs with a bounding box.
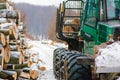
[95,42,120,67]
[0,70,17,80]
[0,22,19,40]
[24,52,46,79]
[0,0,28,79]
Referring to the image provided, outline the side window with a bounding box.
[85,0,97,28]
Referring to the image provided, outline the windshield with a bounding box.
[107,0,120,19]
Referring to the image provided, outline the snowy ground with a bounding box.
[26,39,67,80]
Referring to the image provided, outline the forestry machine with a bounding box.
[53,0,120,80]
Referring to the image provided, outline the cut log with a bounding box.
[38,61,46,71]
[3,43,10,63]
[8,51,23,64]
[28,61,33,68]
[10,25,18,40]
[4,62,28,70]
[21,49,26,56]
[6,35,9,44]
[19,72,30,79]
[0,23,18,40]
[30,63,39,79]
[0,33,6,46]
[30,70,38,79]
[0,70,17,80]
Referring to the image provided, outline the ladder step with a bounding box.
[65,8,83,10]
[64,16,81,18]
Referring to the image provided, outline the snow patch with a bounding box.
[26,39,66,79]
[95,42,120,67]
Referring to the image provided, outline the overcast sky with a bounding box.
[9,0,66,6]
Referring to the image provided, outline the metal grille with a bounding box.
[64,1,83,17]
[113,28,120,41]
[98,25,107,42]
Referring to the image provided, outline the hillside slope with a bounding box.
[15,3,57,39]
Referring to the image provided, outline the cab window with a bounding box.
[85,0,97,28]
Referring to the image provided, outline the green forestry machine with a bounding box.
[53,0,120,80]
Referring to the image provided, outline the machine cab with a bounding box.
[81,0,120,44]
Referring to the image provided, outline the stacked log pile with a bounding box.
[0,0,46,79]
[0,0,22,79]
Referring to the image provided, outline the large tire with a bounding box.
[53,48,66,78]
[60,51,85,80]
[54,50,68,79]
[66,53,92,80]
[59,51,73,80]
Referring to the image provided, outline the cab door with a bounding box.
[81,0,98,41]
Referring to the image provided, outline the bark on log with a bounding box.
[0,23,18,40]
[16,10,21,25]
[0,28,12,35]
[0,0,8,2]
[0,70,17,80]
[0,54,4,70]
[14,62,28,69]
[22,67,30,73]
[0,54,2,65]
[3,62,28,70]
[8,51,23,64]
[9,40,20,46]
